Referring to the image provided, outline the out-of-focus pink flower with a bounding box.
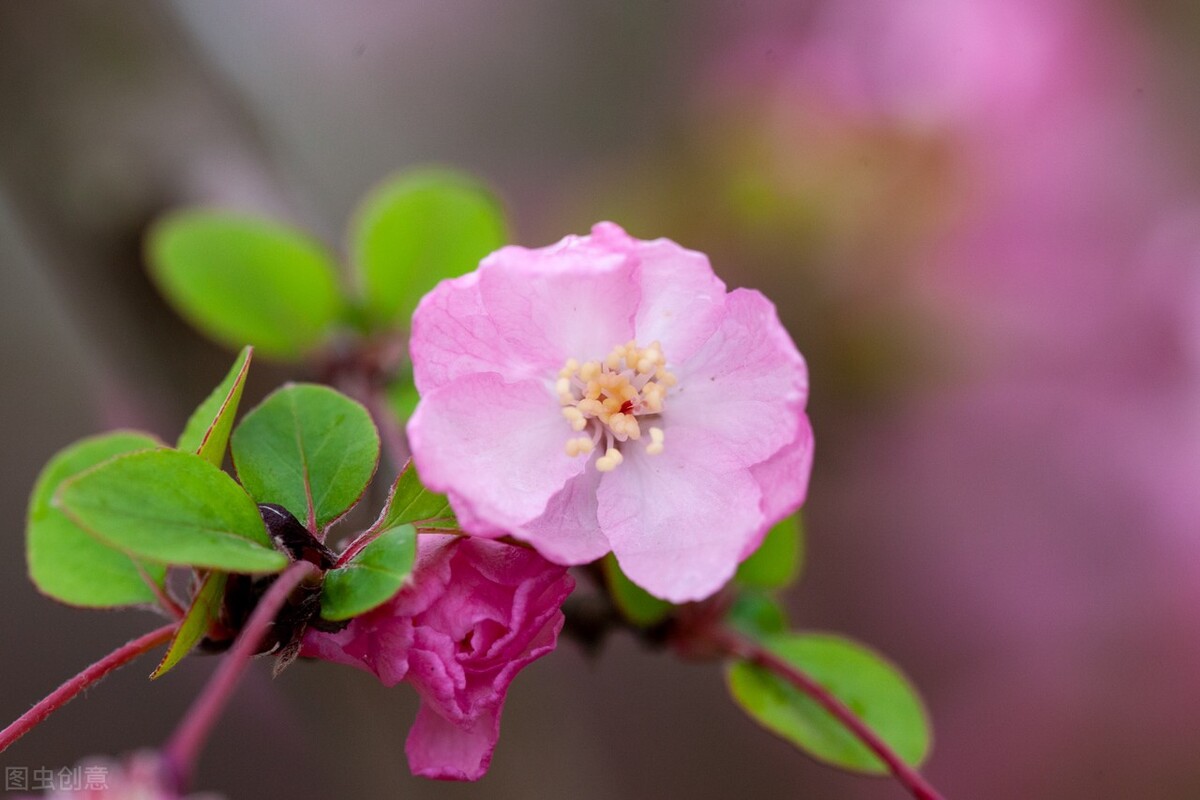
[406,222,813,602]
[19,752,221,799]
[302,535,573,781]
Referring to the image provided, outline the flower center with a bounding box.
[556,341,676,471]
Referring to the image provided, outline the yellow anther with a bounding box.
[646,427,665,456]
[562,407,587,431]
[596,447,624,472]
[565,436,596,457]
[610,413,635,439]
[578,398,604,416]
[557,340,674,471]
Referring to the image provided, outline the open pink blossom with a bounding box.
[302,535,572,781]
[407,222,812,602]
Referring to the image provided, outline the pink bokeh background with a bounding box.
[2,1,1199,797]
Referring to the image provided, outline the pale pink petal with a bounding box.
[670,288,808,467]
[407,373,583,532]
[749,413,815,546]
[477,230,639,364]
[410,270,542,395]
[632,235,729,363]
[597,427,764,602]
[515,466,611,564]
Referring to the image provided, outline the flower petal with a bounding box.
[412,227,645,394]
[411,270,536,395]
[749,413,815,547]
[670,288,808,467]
[631,233,729,363]
[515,465,611,564]
[477,231,639,365]
[597,427,764,602]
[408,374,583,533]
[406,703,499,781]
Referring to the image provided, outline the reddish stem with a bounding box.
[334,523,383,568]
[714,627,946,800]
[137,562,185,620]
[162,561,316,790]
[0,623,177,754]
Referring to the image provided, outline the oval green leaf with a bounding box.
[350,168,508,328]
[603,554,673,627]
[147,211,345,359]
[27,432,168,608]
[376,461,454,531]
[736,514,804,590]
[231,383,380,530]
[177,345,253,465]
[727,633,932,773]
[320,525,416,621]
[151,570,228,679]
[56,449,287,573]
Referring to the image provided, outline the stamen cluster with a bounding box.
[556,341,676,471]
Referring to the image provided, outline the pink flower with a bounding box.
[302,535,573,781]
[407,222,812,602]
[18,752,222,799]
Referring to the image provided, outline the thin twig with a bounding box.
[0,623,178,753]
[162,561,316,791]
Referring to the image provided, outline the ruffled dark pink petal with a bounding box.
[303,536,573,781]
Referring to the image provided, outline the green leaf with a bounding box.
[727,591,788,640]
[27,432,169,608]
[736,514,804,589]
[320,525,416,621]
[56,449,287,573]
[147,211,345,359]
[151,571,228,679]
[376,461,454,530]
[350,168,508,327]
[727,633,932,773]
[603,554,673,627]
[231,384,380,530]
[177,345,253,466]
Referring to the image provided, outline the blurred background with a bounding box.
[3,1,1200,797]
